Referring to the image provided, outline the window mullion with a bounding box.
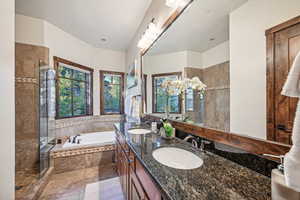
[85,73,88,115]
[119,83,121,114]
[71,70,74,117]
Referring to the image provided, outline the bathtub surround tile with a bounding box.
[51,144,115,158]
[55,115,124,139]
[52,151,114,174]
[51,144,115,174]
[55,115,124,129]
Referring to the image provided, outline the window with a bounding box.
[185,88,194,111]
[100,71,124,115]
[152,72,181,113]
[54,57,93,119]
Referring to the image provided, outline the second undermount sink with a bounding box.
[127,129,151,135]
[152,147,203,170]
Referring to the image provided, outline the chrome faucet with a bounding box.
[183,135,198,148]
[183,135,195,142]
[72,134,80,143]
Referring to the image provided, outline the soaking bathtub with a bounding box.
[51,131,116,173]
[63,131,115,148]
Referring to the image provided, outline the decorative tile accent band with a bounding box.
[205,86,230,91]
[50,144,115,158]
[15,77,38,84]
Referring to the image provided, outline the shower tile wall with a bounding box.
[15,43,49,171]
[184,61,230,132]
[202,61,230,132]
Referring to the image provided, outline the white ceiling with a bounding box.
[148,0,248,55]
[15,0,152,51]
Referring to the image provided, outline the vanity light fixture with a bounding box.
[165,0,190,9]
[137,21,161,49]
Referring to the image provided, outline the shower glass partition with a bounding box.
[39,65,56,176]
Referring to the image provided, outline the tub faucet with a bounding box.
[72,134,80,143]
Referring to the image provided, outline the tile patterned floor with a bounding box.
[38,164,121,200]
[15,169,40,199]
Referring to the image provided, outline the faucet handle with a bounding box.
[191,139,198,148]
[200,139,211,152]
[201,140,211,145]
[263,154,284,172]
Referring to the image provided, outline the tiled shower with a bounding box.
[15,43,55,196]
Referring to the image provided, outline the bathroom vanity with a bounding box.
[114,122,272,200]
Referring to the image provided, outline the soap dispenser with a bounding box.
[263,154,300,200]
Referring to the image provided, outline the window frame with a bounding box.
[54,56,94,119]
[99,70,125,115]
[152,72,182,114]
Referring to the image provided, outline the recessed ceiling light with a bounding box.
[100,37,108,42]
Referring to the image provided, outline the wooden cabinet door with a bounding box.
[119,148,130,200]
[129,167,147,200]
[267,17,300,144]
[116,141,120,175]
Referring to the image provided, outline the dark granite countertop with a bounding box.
[114,122,271,200]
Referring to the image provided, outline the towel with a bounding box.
[281,50,300,192]
[281,52,300,97]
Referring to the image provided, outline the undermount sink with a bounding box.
[127,129,151,135]
[152,147,203,170]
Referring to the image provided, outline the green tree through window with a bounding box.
[55,57,93,118]
[100,71,124,114]
[152,73,181,113]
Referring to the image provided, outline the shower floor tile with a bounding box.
[38,163,118,200]
[15,168,40,199]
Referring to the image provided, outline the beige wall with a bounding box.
[230,0,300,139]
[202,41,229,69]
[15,14,126,116]
[0,0,15,198]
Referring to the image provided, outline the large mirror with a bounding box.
[142,0,299,145]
